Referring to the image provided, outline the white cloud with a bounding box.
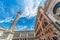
[5,17,14,22]
[20,0,41,18]
[15,25,34,30]
[13,0,45,19]
[0,17,14,23]
[0,20,4,23]
[0,24,34,30]
[15,25,27,30]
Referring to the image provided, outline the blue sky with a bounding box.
[0,0,45,30]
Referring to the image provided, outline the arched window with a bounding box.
[52,36,58,40]
[53,2,60,20]
[53,2,60,14]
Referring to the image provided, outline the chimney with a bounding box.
[9,12,21,32]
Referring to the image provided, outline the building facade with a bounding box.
[12,30,39,40]
[44,0,60,39]
[44,0,60,31]
[35,7,59,40]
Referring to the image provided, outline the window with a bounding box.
[53,33,57,35]
[44,39,45,40]
[20,32,27,37]
[40,14,42,21]
[48,28,53,33]
[37,30,40,35]
[45,31,48,34]
[53,2,60,14]
[55,22,60,26]
[13,39,19,40]
[52,36,58,40]
[23,38,26,40]
[28,32,34,37]
[48,37,50,40]
[53,2,60,20]
[50,28,53,31]
[48,29,51,32]
[44,21,48,26]
[44,19,48,26]
[20,39,22,40]
[42,33,44,36]
[42,24,45,29]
